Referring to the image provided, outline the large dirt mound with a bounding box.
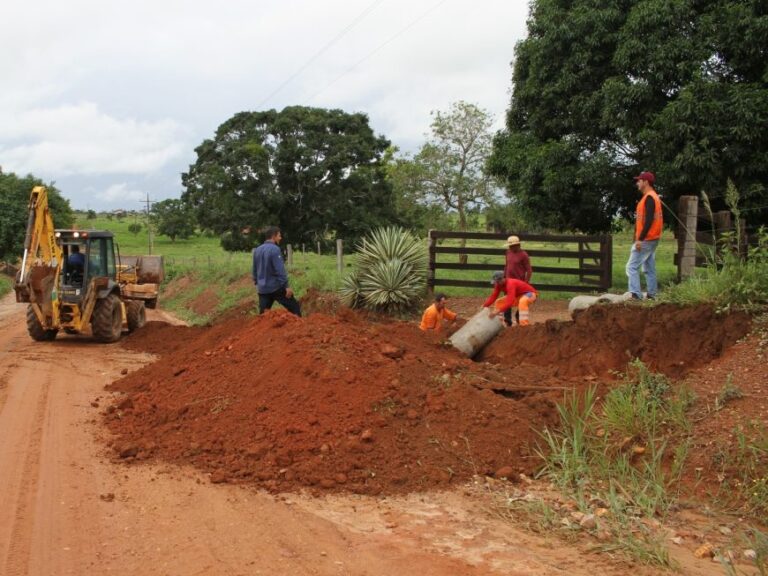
[108,310,566,494]
[107,303,749,495]
[480,303,750,378]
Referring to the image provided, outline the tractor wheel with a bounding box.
[145,297,158,309]
[125,300,146,332]
[26,305,57,341]
[92,294,123,343]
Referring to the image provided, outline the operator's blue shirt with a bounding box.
[252,240,288,294]
[68,252,85,268]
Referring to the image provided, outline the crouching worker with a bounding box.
[483,271,538,326]
[420,292,458,333]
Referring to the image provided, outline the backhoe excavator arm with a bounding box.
[14,186,63,329]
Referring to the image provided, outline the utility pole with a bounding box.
[141,194,155,255]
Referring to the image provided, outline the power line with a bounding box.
[303,0,450,104]
[256,0,385,109]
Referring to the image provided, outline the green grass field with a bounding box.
[429,232,677,299]
[0,214,679,308]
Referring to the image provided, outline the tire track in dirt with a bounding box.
[0,295,25,417]
[0,363,51,576]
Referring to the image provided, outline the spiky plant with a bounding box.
[338,272,363,308]
[340,227,427,314]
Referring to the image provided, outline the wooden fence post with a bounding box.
[677,195,699,280]
[336,239,343,273]
[427,230,436,296]
[317,241,321,256]
[286,244,293,267]
[599,235,612,291]
[713,211,731,241]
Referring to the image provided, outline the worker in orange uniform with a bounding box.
[420,293,458,333]
[483,271,538,326]
[626,171,663,300]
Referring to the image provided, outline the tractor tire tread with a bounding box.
[126,300,146,332]
[92,294,122,343]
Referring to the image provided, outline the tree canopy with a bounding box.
[181,106,399,249]
[489,0,768,232]
[151,199,195,242]
[389,101,496,232]
[0,172,74,261]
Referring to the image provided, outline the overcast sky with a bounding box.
[1,0,530,210]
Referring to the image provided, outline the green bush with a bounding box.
[220,230,257,252]
[661,226,768,311]
[339,226,427,314]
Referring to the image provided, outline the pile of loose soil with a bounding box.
[122,321,205,357]
[480,303,751,378]
[108,310,567,494]
[108,302,750,495]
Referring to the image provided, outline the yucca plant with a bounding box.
[339,227,427,314]
[338,272,363,308]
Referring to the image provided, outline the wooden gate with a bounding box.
[428,231,613,293]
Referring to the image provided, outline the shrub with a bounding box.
[339,226,427,314]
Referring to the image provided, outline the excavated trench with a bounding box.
[478,302,750,378]
[107,302,749,495]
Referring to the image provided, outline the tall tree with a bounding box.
[151,199,195,242]
[0,172,74,261]
[490,0,768,232]
[394,101,496,233]
[181,106,399,250]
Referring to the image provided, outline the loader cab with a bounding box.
[58,230,117,302]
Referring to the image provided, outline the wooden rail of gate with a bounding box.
[428,231,613,293]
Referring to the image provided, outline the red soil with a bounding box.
[108,302,752,496]
[480,303,751,379]
[109,310,568,494]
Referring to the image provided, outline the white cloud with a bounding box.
[98,183,147,206]
[0,102,189,176]
[0,0,531,209]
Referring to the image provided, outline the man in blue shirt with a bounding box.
[252,226,301,316]
[67,244,86,283]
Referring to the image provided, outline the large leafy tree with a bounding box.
[151,199,195,242]
[0,171,74,261]
[181,106,399,249]
[391,101,496,233]
[490,0,768,232]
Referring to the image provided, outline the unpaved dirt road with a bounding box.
[0,293,719,576]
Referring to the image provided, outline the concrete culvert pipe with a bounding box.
[450,309,504,358]
[568,292,634,318]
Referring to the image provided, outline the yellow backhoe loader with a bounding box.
[13,185,163,342]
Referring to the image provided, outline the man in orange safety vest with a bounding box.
[626,171,663,300]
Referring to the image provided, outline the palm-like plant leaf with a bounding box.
[359,259,424,312]
[338,272,363,308]
[356,227,427,274]
[340,227,427,314]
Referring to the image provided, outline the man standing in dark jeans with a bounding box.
[252,226,302,316]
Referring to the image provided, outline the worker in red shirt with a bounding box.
[503,235,532,325]
[483,271,538,326]
[504,235,532,282]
